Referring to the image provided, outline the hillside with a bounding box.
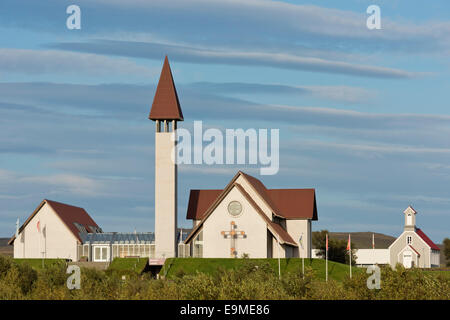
[0,237,13,256]
[313,232,396,249]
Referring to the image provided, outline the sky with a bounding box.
[0,0,449,243]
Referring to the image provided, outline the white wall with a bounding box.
[355,249,390,265]
[154,130,177,259]
[285,219,310,258]
[202,185,268,258]
[14,202,78,260]
[311,248,390,266]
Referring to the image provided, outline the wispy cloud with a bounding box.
[0,48,153,76]
[188,82,375,104]
[51,40,423,79]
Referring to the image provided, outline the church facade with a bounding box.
[184,171,317,258]
[388,206,440,268]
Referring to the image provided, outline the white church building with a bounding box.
[9,57,318,262]
[9,57,439,268]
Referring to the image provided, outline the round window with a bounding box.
[227,201,242,217]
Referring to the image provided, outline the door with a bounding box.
[403,251,412,268]
[93,246,110,262]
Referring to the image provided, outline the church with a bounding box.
[9,57,318,262]
[8,57,441,268]
[149,57,318,259]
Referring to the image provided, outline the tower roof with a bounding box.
[149,56,184,121]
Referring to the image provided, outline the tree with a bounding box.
[312,230,357,265]
[443,238,450,267]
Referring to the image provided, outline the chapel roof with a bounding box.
[416,228,440,251]
[8,199,100,245]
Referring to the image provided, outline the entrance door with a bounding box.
[93,246,110,262]
[403,251,412,268]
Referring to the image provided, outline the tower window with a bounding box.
[407,235,412,245]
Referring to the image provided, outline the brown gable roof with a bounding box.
[234,183,297,246]
[8,199,99,245]
[149,56,184,121]
[186,189,222,220]
[267,189,318,220]
[186,171,317,221]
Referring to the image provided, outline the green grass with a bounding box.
[13,258,66,270]
[163,258,362,282]
[422,269,450,280]
[108,258,148,273]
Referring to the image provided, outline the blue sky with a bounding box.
[0,0,449,243]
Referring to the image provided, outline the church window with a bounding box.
[228,201,242,217]
[407,235,412,245]
[193,231,203,258]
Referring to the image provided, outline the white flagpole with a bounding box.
[277,237,281,280]
[325,234,328,282]
[300,233,304,279]
[373,233,375,268]
[302,255,304,279]
[349,234,352,279]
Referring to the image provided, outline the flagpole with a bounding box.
[349,234,352,279]
[325,234,328,282]
[277,236,281,280]
[302,255,304,279]
[373,233,375,268]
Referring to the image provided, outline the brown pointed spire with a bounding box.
[149,56,184,121]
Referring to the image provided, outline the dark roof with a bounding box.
[8,199,99,245]
[80,232,154,244]
[416,228,440,251]
[186,190,222,220]
[186,172,317,221]
[149,56,184,121]
[79,229,192,245]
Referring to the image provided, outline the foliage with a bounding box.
[312,230,357,265]
[443,238,450,267]
[0,255,449,300]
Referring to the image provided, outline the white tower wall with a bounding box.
[154,121,177,259]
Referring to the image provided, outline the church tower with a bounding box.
[149,56,183,259]
[403,205,417,231]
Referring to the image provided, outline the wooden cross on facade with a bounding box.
[221,221,246,258]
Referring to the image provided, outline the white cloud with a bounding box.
[54,40,422,79]
[0,48,154,76]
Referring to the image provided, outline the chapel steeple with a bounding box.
[403,205,417,231]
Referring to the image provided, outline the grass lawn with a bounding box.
[422,269,450,280]
[163,258,361,281]
[108,258,148,273]
[13,258,67,270]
